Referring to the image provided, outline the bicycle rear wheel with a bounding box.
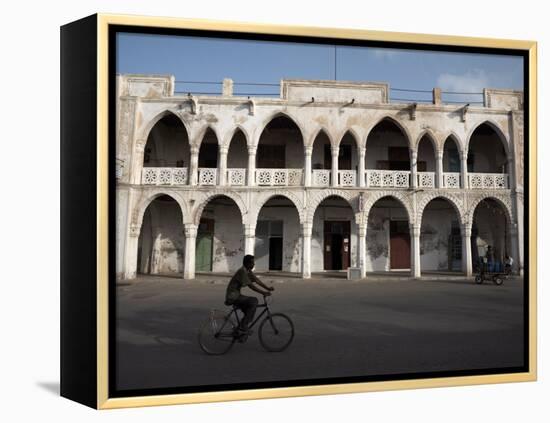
[198,312,236,355]
[259,313,294,352]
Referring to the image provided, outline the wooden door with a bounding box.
[196,218,214,272]
[390,220,410,269]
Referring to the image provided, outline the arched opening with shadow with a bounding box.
[226,129,248,186]
[143,113,189,168]
[254,196,301,273]
[197,128,219,185]
[471,198,512,272]
[195,195,244,273]
[365,118,411,188]
[366,196,410,272]
[256,115,304,186]
[420,198,463,274]
[310,130,332,186]
[137,195,185,276]
[311,195,355,276]
[417,134,437,187]
[468,123,509,189]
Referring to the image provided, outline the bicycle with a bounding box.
[198,295,294,355]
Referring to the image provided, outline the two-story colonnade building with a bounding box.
[115,75,525,281]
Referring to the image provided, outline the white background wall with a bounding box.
[2,1,547,422]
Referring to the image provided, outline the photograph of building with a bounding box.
[111,31,527,392]
[115,75,524,281]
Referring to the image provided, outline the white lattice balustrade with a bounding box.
[339,170,356,186]
[443,172,460,188]
[312,170,330,186]
[227,168,246,185]
[468,173,508,189]
[417,172,435,188]
[198,168,217,185]
[141,167,188,185]
[256,169,303,186]
[366,170,410,188]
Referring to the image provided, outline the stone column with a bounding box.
[331,146,339,187]
[461,222,473,276]
[509,223,520,275]
[132,140,146,185]
[410,149,418,189]
[358,223,367,278]
[189,145,199,186]
[247,145,257,186]
[123,223,141,279]
[183,223,198,279]
[460,150,469,189]
[304,145,313,187]
[410,223,421,278]
[244,224,256,255]
[218,145,228,185]
[301,221,313,279]
[436,150,444,188]
[358,147,366,187]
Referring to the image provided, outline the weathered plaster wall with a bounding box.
[138,199,185,275]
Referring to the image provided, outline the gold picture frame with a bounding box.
[60,13,537,409]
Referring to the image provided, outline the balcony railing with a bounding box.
[142,167,188,185]
[443,172,461,188]
[227,168,246,186]
[338,170,356,186]
[198,168,217,185]
[140,167,508,191]
[417,172,435,188]
[366,170,410,188]
[256,168,303,186]
[312,169,331,186]
[468,173,508,189]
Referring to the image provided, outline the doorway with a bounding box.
[196,218,214,271]
[323,221,351,270]
[390,220,410,269]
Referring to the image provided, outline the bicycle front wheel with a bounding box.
[198,313,236,355]
[259,313,294,352]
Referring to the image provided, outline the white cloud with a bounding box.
[371,48,399,60]
[436,69,489,93]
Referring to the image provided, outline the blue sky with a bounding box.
[117,33,524,104]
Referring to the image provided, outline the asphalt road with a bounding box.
[115,274,525,392]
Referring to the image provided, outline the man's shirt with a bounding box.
[225,266,259,304]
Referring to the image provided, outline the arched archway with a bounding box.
[194,194,244,273]
[365,118,411,188]
[471,198,512,271]
[197,128,219,185]
[467,123,509,189]
[143,113,190,168]
[417,133,437,187]
[253,195,302,273]
[442,134,462,188]
[311,129,332,186]
[420,197,464,274]
[256,115,304,186]
[365,196,410,272]
[311,195,356,276]
[137,195,185,276]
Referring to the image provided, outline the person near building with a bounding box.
[225,255,274,340]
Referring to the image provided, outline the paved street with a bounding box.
[115,274,525,392]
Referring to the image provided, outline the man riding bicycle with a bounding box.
[225,255,274,338]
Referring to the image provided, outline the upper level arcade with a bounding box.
[116,75,523,192]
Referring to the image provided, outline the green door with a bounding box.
[196,219,214,272]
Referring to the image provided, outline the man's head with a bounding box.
[243,254,255,270]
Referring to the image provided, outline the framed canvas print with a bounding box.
[60,13,537,409]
